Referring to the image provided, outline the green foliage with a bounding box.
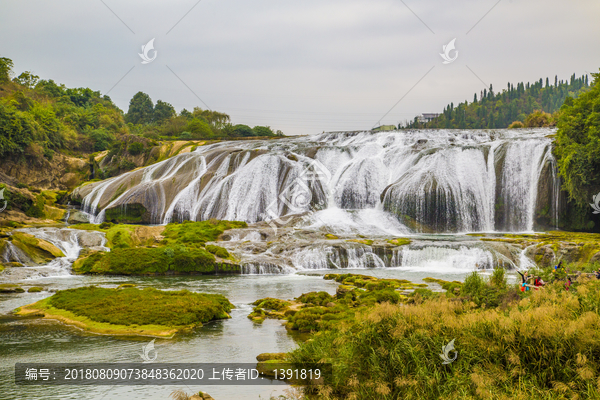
[404,74,589,129]
[233,124,254,137]
[153,100,176,124]
[25,194,46,218]
[88,128,114,151]
[554,70,600,210]
[205,244,229,258]
[0,56,13,82]
[13,71,39,88]
[127,141,144,155]
[172,248,216,273]
[126,92,154,125]
[161,220,247,246]
[73,245,235,275]
[252,297,291,311]
[48,286,233,327]
[186,118,214,139]
[252,126,274,136]
[296,291,334,306]
[524,109,554,127]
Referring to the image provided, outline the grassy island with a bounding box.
[15,286,233,338]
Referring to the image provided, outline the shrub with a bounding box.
[127,142,144,155]
[507,120,524,129]
[233,124,254,137]
[205,244,229,258]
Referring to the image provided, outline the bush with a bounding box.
[172,249,216,273]
[233,124,254,137]
[205,244,229,258]
[524,109,554,127]
[507,120,524,129]
[25,194,46,219]
[127,142,144,155]
[252,126,274,136]
[186,119,214,139]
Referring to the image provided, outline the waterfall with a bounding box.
[3,228,109,279]
[76,129,558,233]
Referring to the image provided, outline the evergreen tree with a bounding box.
[126,92,154,125]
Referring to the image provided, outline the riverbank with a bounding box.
[264,269,600,399]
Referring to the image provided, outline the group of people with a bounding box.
[517,270,546,291]
[517,261,600,292]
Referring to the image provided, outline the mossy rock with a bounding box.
[117,283,136,289]
[10,232,64,264]
[387,238,412,246]
[27,287,43,293]
[347,239,373,246]
[0,284,25,293]
[256,353,288,362]
[1,262,23,270]
[252,297,290,311]
[44,205,66,221]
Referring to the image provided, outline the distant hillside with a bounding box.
[404,74,589,129]
[0,55,284,189]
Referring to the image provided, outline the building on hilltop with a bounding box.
[418,113,440,123]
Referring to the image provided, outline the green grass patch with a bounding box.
[47,286,232,327]
[161,220,247,247]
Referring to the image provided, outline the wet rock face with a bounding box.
[67,211,89,224]
[526,245,556,268]
[73,129,560,233]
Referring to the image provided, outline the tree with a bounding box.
[233,124,254,137]
[13,71,39,88]
[253,126,274,136]
[180,108,193,119]
[126,92,154,125]
[554,70,600,208]
[185,118,214,138]
[154,100,175,124]
[0,56,13,83]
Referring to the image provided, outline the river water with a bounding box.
[0,266,498,400]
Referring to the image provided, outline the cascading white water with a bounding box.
[2,228,109,279]
[77,129,558,234]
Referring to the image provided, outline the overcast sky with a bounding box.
[1,0,599,135]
